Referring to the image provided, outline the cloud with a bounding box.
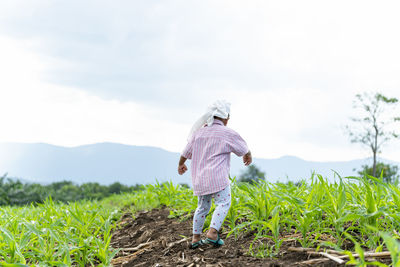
[3,0,398,105]
[0,36,190,153]
[1,1,400,161]
[2,1,400,94]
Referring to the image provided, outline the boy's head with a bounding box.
[210,100,230,126]
[187,100,231,140]
[214,114,230,126]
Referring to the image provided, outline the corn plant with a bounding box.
[3,173,400,265]
[0,198,121,265]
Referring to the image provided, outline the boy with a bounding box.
[178,100,252,248]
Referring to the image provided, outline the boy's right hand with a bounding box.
[243,151,252,166]
[178,164,188,175]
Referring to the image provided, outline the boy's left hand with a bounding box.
[178,164,188,175]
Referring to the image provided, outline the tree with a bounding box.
[358,162,399,184]
[0,175,142,206]
[108,182,124,194]
[238,165,265,184]
[346,92,400,177]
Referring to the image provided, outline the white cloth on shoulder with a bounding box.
[188,100,231,141]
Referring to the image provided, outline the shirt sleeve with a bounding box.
[181,136,195,159]
[227,130,249,157]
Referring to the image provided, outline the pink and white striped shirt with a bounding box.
[182,119,249,196]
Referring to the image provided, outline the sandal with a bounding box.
[204,232,224,248]
[189,239,206,249]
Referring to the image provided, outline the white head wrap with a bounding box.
[188,100,231,141]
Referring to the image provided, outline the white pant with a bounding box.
[193,185,231,235]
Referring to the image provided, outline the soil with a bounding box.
[109,208,383,267]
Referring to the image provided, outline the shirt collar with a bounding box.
[213,119,224,126]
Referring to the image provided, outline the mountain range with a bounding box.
[0,142,398,185]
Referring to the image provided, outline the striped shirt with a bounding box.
[182,119,249,196]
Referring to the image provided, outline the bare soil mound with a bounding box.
[110,207,341,267]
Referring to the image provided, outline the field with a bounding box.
[1,174,400,266]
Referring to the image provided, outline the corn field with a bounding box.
[0,197,121,266]
[1,174,400,266]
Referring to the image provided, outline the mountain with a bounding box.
[0,142,398,185]
[0,142,189,185]
[230,155,394,183]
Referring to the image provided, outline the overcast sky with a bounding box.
[1,0,400,162]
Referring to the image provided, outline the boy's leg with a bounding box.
[192,194,212,242]
[207,185,231,240]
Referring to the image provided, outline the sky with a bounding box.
[0,0,400,162]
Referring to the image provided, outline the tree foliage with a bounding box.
[238,164,265,184]
[358,162,399,184]
[0,174,143,206]
[346,92,400,177]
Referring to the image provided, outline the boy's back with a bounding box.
[184,119,248,195]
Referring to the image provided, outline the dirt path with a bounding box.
[110,208,342,266]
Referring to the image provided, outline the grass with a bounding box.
[0,197,121,266]
[1,175,400,266]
